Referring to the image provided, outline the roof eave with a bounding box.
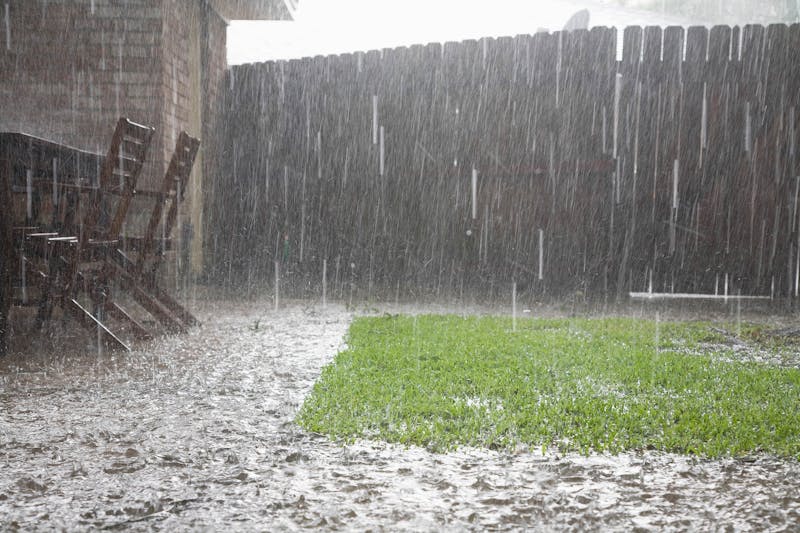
[208,0,296,21]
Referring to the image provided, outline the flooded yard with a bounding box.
[1,298,799,531]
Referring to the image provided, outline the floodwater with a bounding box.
[1,298,799,531]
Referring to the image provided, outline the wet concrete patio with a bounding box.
[1,298,799,531]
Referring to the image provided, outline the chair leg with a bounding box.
[105,301,153,341]
[152,287,199,328]
[65,298,130,352]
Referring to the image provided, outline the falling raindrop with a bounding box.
[316,130,322,180]
[613,73,622,159]
[481,204,489,263]
[116,40,123,119]
[700,82,707,166]
[724,273,729,301]
[548,136,555,190]
[274,260,280,310]
[96,307,106,358]
[322,259,327,309]
[19,241,26,305]
[795,243,800,297]
[372,94,378,145]
[471,167,478,220]
[633,81,641,177]
[279,61,285,101]
[100,29,105,70]
[744,101,752,153]
[171,61,178,147]
[670,159,679,254]
[26,169,32,220]
[555,33,562,108]
[118,142,125,190]
[300,171,306,262]
[736,290,742,336]
[349,262,356,308]
[283,166,288,210]
[265,157,270,206]
[52,158,58,206]
[379,125,385,176]
[305,101,311,144]
[538,228,544,281]
[511,281,517,332]
[342,147,349,187]
[4,3,9,50]
[654,311,660,354]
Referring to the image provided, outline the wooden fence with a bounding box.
[209,24,800,303]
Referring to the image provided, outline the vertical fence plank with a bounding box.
[701,26,732,292]
[764,24,791,296]
[586,26,617,296]
[735,24,766,292]
[616,26,642,294]
[672,26,707,292]
[628,26,662,293]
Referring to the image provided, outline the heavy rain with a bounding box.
[1,0,800,530]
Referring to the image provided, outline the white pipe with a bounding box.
[630,292,771,301]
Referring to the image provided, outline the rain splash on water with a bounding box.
[1,299,799,530]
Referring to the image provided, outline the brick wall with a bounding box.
[0,0,229,274]
[0,0,164,190]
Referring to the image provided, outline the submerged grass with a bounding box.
[297,315,800,458]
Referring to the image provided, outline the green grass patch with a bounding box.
[297,315,800,458]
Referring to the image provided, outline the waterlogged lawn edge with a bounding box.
[297,315,800,459]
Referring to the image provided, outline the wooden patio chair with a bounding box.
[34,117,155,351]
[110,131,201,334]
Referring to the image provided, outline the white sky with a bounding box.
[227,0,614,64]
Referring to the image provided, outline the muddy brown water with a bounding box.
[1,298,799,531]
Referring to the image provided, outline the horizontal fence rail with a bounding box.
[209,24,800,303]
